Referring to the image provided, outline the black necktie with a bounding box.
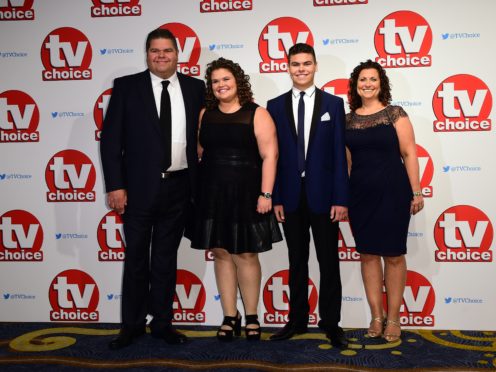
[160,80,171,170]
[297,91,305,174]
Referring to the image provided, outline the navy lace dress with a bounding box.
[345,105,412,256]
[192,102,282,253]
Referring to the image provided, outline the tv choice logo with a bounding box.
[49,269,99,321]
[321,79,349,112]
[0,90,40,143]
[173,270,206,323]
[97,211,125,261]
[91,0,141,17]
[417,144,434,198]
[385,270,435,326]
[375,11,432,68]
[200,0,252,12]
[0,0,34,21]
[432,74,492,132]
[259,17,314,73]
[160,23,201,77]
[0,210,43,262]
[434,205,493,263]
[41,27,93,81]
[313,0,367,6]
[93,88,112,141]
[338,221,360,261]
[45,150,97,202]
[263,270,318,325]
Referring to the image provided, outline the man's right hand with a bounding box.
[274,205,285,223]
[107,189,127,215]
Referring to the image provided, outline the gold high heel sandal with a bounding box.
[383,319,401,342]
[366,317,384,338]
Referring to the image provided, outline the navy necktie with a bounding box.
[160,80,171,170]
[297,91,305,174]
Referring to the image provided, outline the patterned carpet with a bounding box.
[0,323,495,371]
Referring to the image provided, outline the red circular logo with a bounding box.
[262,269,318,324]
[173,269,206,323]
[93,88,112,141]
[41,27,92,81]
[432,74,492,132]
[258,17,314,73]
[416,144,434,197]
[0,210,43,262]
[338,221,360,261]
[434,205,493,262]
[160,23,201,76]
[0,90,40,143]
[321,79,350,111]
[0,0,34,20]
[374,11,432,68]
[97,211,125,262]
[49,269,99,321]
[383,270,435,326]
[91,0,142,17]
[45,149,97,202]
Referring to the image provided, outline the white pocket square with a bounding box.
[321,112,331,121]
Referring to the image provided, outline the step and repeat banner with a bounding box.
[1,0,494,330]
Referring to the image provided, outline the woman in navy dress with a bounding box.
[345,60,424,342]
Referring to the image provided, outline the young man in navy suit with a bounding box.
[100,28,205,350]
[266,43,349,348]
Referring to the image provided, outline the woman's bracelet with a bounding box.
[413,191,422,197]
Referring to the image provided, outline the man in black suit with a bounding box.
[100,28,205,350]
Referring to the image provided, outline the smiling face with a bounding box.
[357,68,381,102]
[146,37,178,79]
[288,52,317,91]
[210,68,238,103]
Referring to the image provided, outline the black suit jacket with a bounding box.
[100,70,205,210]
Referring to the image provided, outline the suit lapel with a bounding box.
[284,91,297,142]
[308,88,322,151]
[139,70,161,133]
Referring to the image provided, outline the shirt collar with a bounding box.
[150,71,179,88]
[292,85,316,98]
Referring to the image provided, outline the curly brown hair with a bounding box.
[204,57,253,110]
[348,60,392,112]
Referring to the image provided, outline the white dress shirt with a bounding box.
[150,71,187,171]
[292,85,316,176]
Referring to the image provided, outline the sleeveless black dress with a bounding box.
[192,102,282,254]
[345,105,412,256]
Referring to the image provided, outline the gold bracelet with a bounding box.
[413,191,422,197]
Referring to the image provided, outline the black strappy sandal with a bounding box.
[217,312,241,341]
[245,314,261,341]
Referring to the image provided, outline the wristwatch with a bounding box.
[260,192,272,199]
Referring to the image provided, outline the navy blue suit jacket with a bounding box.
[267,88,349,214]
[100,70,205,210]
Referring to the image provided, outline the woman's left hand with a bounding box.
[257,197,272,214]
[411,194,424,215]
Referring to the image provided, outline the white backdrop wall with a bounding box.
[0,0,494,330]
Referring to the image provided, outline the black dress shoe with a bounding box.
[108,328,145,350]
[269,323,307,341]
[326,326,348,349]
[151,326,187,344]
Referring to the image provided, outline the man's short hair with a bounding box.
[287,43,317,63]
[145,28,178,51]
